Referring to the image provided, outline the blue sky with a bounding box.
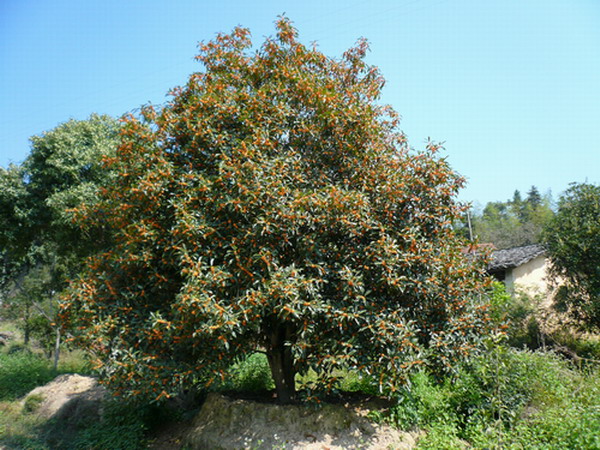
[1,0,598,205]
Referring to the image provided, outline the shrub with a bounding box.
[223,353,274,393]
[466,362,600,449]
[385,343,597,448]
[486,282,544,349]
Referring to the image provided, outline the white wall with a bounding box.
[504,255,551,302]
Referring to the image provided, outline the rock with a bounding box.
[0,331,15,346]
[184,393,418,449]
[21,374,107,421]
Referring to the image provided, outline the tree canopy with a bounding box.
[62,18,490,403]
[0,114,119,356]
[0,114,119,258]
[543,183,600,329]
[465,187,554,249]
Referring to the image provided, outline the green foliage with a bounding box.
[450,343,562,431]
[0,114,119,259]
[388,370,456,430]
[0,164,29,256]
[224,353,275,393]
[543,182,600,329]
[464,186,554,249]
[336,371,378,395]
[63,18,490,403]
[487,282,544,349]
[56,349,94,375]
[7,342,32,354]
[416,424,465,449]
[69,400,148,450]
[504,392,600,449]
[466,362,600,449]
[0,349,166,450]
[0,352,53,400]
[0,324,598,448]
[0,114,119,361]
[551,331,600,362]
[486,281,513,326]
[384,345,600,449]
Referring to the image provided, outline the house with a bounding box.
[487,244,549,297]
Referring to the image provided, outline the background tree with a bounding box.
[0,114,119,364]
[462,186,554,249]
[543,183,600,329]
[62,18,491,403]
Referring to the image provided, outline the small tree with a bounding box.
[0,114,119,364]
[543,183,600,329]
[62,18,490,403]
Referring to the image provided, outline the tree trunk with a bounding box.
[266,322,296,403]
[53,328,61,371]
[24,304,30,345]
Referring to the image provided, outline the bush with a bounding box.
[0,352,53,400]
[509,398,600,448]
[383,343,600,448]
[389,343,539,433]
[487,282,544,349]
[388,371,456,430]
[336,371,378,396]
[452,344,572,434]
[223,353,274,393]
[467,363,600,448]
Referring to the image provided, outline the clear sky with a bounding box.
[1,0,599,205]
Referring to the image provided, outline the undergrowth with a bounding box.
[2,307,600,449]
[221,352,275,393]
[0,351,54,401]
[382,341,600,448]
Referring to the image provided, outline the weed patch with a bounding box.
[0,352,53,400]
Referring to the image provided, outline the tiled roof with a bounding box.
[488,244,546,271]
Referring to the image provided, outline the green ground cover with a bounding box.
[1,309,599,449]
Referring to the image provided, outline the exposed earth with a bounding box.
[21,375,419,449]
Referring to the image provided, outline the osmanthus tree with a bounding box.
[62,18,491,403]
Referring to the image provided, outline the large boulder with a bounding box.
[185,393,418,449]
[21,374,106,421]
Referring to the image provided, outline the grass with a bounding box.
[0,319,186,450]
[0,321,98,448]
[0,351,54,401]
[0,341,92,401]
